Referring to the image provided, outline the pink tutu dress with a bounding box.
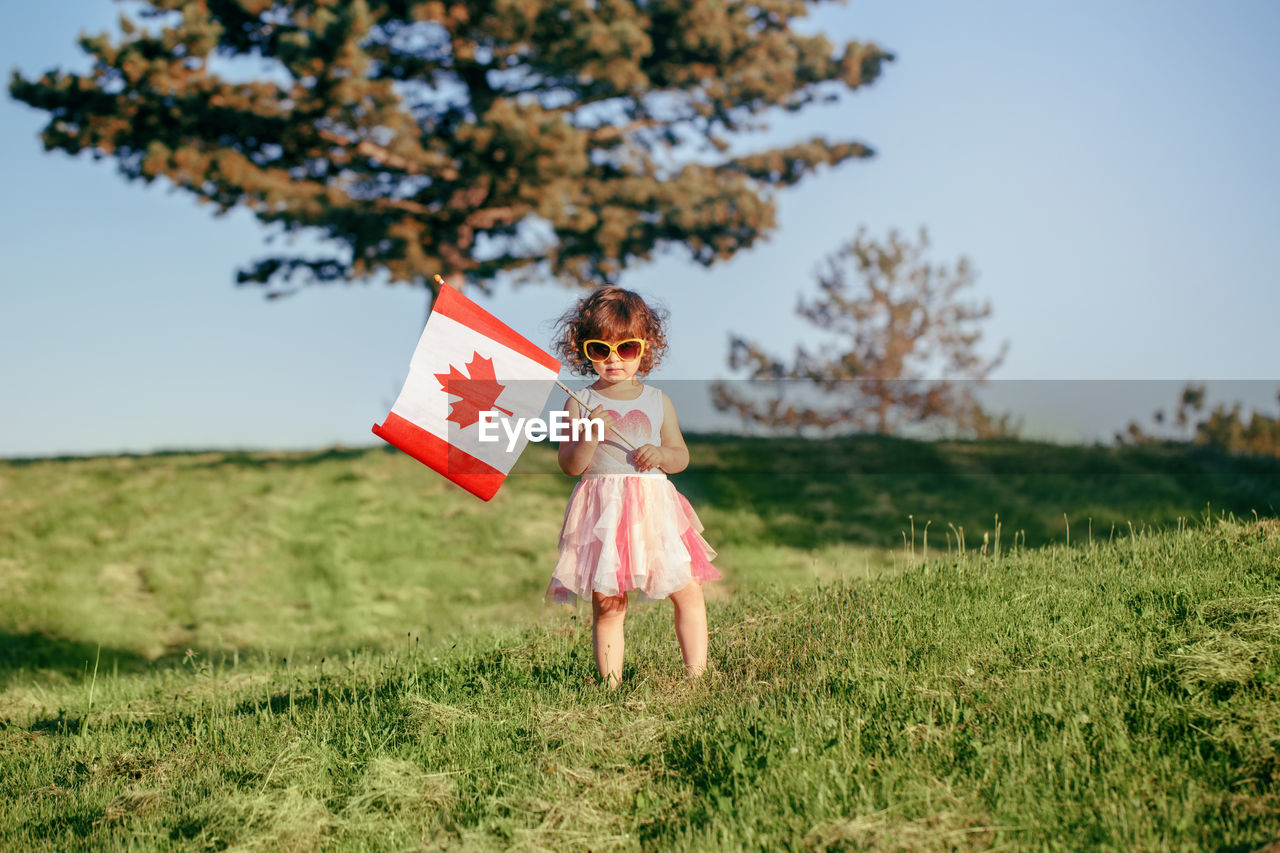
[547,384,720,603]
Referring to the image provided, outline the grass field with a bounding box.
[1,437,1278,850]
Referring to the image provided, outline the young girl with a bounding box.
[548,286,720,688]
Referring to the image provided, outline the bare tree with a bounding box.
[714,227,1012,437]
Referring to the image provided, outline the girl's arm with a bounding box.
[557,395,613,476]
[657,392,690,474]
[632,392,690,473]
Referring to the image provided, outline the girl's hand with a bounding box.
[587,405,615,439]
[631,444,666,472]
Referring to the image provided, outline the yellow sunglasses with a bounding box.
[582,338,646,362]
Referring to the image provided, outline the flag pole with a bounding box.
[555,380,638,451]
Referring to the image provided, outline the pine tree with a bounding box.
[713,227,1012,436]
[10,0,892,298]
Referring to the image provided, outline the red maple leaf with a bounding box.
[435,352,514,429]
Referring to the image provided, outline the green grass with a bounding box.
[1,436,1279,849]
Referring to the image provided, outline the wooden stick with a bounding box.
[555,379,638,450]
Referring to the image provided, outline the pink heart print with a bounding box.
[603,409,651,446]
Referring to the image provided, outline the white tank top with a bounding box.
[575,384,665,477]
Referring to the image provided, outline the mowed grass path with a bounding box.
[1,438,1279,849]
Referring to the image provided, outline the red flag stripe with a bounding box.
[432,286,561,373]
[372,411,505,502]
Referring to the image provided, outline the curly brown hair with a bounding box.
[553,286,669,377]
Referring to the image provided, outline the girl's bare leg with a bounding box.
[591,591,628,689]
[669,582,707,678]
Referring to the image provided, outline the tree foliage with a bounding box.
[1121,383,1280,458]
[714,227,1013,437]
[10,0,892,297]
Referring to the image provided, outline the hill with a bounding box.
[1,437,1278,849]
[2,436,1276,677]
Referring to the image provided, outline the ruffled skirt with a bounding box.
[547,474,720,603]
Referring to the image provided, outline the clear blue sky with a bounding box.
[3,1,1279,457]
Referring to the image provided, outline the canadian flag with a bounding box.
[372,284,561,501]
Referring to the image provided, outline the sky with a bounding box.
[3,1,1279,457]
